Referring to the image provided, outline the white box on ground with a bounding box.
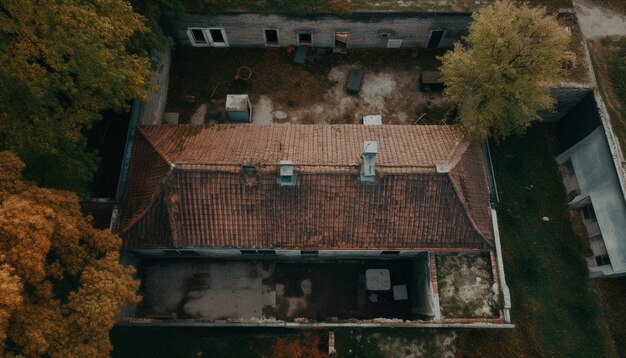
[226,94,252,123]
[365,269,391,290]
[363,115,382,125]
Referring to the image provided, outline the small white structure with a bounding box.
[225,94,252,123]
[365,268,390,291]
[363,115,382,125]
[360,141,378,182]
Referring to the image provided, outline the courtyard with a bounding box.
[165,47,448,126]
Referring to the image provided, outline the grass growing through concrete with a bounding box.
[456,125,617,357]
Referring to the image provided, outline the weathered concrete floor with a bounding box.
[139,260,271,320]
[138,258,423,322]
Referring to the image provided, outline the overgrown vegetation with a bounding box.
[0,151,140,357]
[440,0,570,141]
[111,327,314,357]
[436,253,499,318]
[456,125,617,357]
[588,37,626,156]
[0,1,150,197]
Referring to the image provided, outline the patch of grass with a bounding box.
[110,327,322,357]
[594,277,626,357]
[334,328,457,357]
[456,125,617,357]
[560,18,590,83]
[588,37,626,156]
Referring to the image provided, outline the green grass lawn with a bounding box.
[110,327,299,357]
[456,124,617,357]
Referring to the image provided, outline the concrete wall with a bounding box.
[138,47,172,125]
[127,248,428,259]
[412,254,435,318]
[180,12,471,49]
[541,85,594,122]
[556,126,626,277]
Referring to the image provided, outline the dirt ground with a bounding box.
[166,48,448,126]
[435,253,500,318]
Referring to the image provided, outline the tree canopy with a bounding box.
[0,151,140,357]
[0,0,150,196]
[439,0,570,141]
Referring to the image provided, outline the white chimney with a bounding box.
[278,160,296,186]
[360,141,378,182]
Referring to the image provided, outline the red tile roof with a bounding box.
[120,124,494,250]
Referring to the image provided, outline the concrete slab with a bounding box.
[140,261,265,320]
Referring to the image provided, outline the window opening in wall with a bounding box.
[265,29,278,46]
[334,31,348,53]
[380,251,400,256]
[163,249,200,256]
[187,28,209,47]
[240,249,257,255]
[191,29,207,44]
[595,253,611,266]
[257,250,277,255]
[582,205,597,222]
[387,39,403,48]
[298,32,312,45]
[211,29,228,47]
[210,29,223,42]
[301,250,319,255]
[427,30,445,49]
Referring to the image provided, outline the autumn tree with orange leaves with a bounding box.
[0,0,150,195]
[270,332,326,358]
[0,151,140,357]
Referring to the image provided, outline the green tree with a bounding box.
[440,0,569,141]
[0,0,150,196]
[0,151,140,357]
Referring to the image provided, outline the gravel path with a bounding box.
[574,0,626,38]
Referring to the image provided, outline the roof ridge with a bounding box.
[446,138,471,170]
[137,127,174,165]
[120,165,175,234]
[446,172,493,249]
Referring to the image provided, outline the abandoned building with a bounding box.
[181,12,470,50]
[115,124,512,327]
[556,94,626,278]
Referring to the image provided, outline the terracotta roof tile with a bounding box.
[120,124,494,250]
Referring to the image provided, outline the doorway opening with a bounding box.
[427,30,445,49]
[265,29,278,46]
[334,31,349,53]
